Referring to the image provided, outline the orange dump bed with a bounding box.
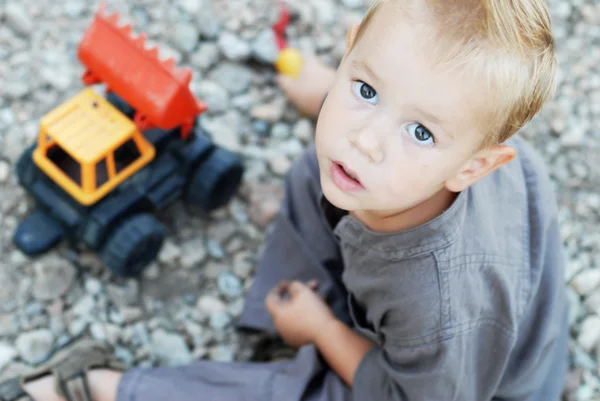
[77,5,207,137]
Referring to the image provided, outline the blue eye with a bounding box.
[352,81,378,104]
[407,123,435,145]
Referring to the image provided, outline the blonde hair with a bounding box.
[352,0,557,146]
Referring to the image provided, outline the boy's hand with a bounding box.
[276,54,336,119]
[265,280,336,348]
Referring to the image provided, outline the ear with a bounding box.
[444,145,517,192]
[342,24,360,62]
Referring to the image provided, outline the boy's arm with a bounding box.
[276,55,336,119]
[314,318,376,386]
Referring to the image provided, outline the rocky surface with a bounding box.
[0,0,598,399]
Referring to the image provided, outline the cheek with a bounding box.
[380,152,451,197]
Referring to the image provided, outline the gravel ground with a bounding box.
[0,0,598,399]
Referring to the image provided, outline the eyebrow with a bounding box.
[351,60,382,85]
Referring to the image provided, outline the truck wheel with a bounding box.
[184,147,244,211]
[16,145,37,185]
[101,214,166,277]
[106,91,135,119]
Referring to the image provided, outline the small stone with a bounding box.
[252,120,270,136]
[209,312,232,330]
[0,161,10,183]
[311,0,338,25]
[71,295,96,317]
[158,240,181,265]
[198,13,222,40]
[572,269,600,296]
[191,42,220,70]
[197,295,227,314]
[209,63,254,95]
[209,345,235,362]
[248,183,282,228]
[68,319,88,337]
[196,81,230,113]
[178,0,204,14]
[577,315,600,351]
[341,0,364,9]
[217,272,243,298]
[218,31,251,61]
[206,239,225,259]
[293,119,314,142]
[119,306,144,323]
[233,253,254,279]
[150,329,193,366]
[32,257,76,301]
[269,154,291,176]
[0,343,17,371]
[180,239,207,268]
[5,4,33,37]
[250,98,286,123]
[172,23,199,53]
[251,29,279,64]
[143,263,160,280]
[271,123,291,139]
[15,329,54,365]
[5,82,29,99]
[85,278,102,296]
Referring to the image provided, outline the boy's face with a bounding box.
[315,3,508,217]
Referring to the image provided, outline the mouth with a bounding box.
[330,160,364,192]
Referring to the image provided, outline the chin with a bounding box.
[321,179,359,211]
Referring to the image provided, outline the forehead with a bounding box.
[351,3,491,133]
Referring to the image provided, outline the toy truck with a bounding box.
[13,6,244,277]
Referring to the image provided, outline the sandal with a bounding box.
[0,339,125,401]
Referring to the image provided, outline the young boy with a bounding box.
[1,0,568,400]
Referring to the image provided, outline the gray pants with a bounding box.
[116,145,354,401]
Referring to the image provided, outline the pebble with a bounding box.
[209,345,235,362]
[250,97,287,123]
[15,329,54,365]
[32,257,76,301]
[217,272,244,298]
[192,42,220,70]
[196,80,230,113]
[172,23,199,53]
[578,315,600,351]
[218,31,251,61]
[293,119,314,142]
[572,269,600,296]
[197,295,227,314]
[158,240,182,265]
[251,29,279,63]
[0,343,17,371]
[4,4,33,37]
[180,238,208,268]
[209,311,232,330]
[206,239,225,259]
[0,161,10,183]
[269,153,292,176]
[150,329,193,366]
[209,63,254,94]
[271,123,292,139]
[85,278,103,296]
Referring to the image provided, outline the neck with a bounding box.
[350,188,458,233]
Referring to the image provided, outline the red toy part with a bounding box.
[77,4,207,139]
[272,1,291,51]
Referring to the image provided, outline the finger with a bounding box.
[275,74,295,92]
[287,280,308,297]
[307,280,319,291]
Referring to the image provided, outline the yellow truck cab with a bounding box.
[33,88,155,206]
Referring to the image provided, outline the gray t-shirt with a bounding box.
[321,136,569,400]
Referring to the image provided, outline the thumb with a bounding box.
[286,281,308,297]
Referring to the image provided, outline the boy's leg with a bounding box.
[238,143,350,332]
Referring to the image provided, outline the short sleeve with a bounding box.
[352,322,515,401]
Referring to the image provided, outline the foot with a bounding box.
[0,339,124,401]
[276,54,337,119]
[22,369,122,401]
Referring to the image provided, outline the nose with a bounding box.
[349,126,385,164]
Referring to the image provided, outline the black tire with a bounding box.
[106,91,135,119]
[184,147,244,211]
[101,214,166,277]
[16,144,37,185]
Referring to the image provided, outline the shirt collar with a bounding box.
[319,189,468,260]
